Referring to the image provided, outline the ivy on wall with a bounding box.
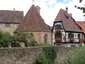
[35,46,57,64]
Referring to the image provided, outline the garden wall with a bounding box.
[0,46,77,64]
[56,46,77,64]
[0,47,40,64]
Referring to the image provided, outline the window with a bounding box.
[60,25,63,29]
[57,25,61,29]
[5,24,10,27]
[60,34,62,38]
[55,33,62,38]
[84,35,85,38]
[78,34,80,39]
[55,26,57,30]
[44,34,48,43]
[68,32,74,38]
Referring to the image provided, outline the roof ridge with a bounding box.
[54,8,82,32]
[15,5,51,33]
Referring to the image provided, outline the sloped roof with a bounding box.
[55,9,82,32]
[77,21,85,33]
[0,10,23,23]
[15,5,51,32]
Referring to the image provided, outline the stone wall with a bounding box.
[0,47,40,64]
[55,46,77,64]
[0,46,77,64]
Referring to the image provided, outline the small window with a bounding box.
[78,34,80,39]
[5,24,10,27]
[55,26,57,30]
[44,34,48,43]
[68,32,74,38]
[60,25,63,29]
[60,34,62,38]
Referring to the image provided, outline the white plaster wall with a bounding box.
[62,31,65,42]
[66,33,70,42]
[74,33,79,42]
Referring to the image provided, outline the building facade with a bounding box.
[52,9,83,44]
[0,10,23,34]
[14,5,52,44]
[77,21,85,39]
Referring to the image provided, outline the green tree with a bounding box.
[0,31,11,47]
[14,32,38,47]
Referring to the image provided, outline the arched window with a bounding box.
[30,33,34,39]
[44,34,48,43]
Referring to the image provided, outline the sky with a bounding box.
[0,0,85,26]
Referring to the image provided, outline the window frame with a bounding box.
[5,24,10,27]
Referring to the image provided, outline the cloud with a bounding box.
[0,0,84,26]
[33,0,85,26]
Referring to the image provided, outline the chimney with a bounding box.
[69,13,72,17]
[66,7,68,13]
[13,8,15,11]
[36,6,40,14]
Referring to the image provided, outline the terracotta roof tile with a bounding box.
[55,9,82,32]
[0,10,23,23]
[15,5,51,32]
[77,21,85,33]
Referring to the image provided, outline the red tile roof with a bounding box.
[55,9,82,32]
[0,10,23,23]
[47,24,52,31]
[76,21,85,33]
[15,5,51,32]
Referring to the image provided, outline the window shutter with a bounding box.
[61,25,63,29]
[60,34,62,38]
[55,26,57,30]
[72,34,74,38]
[78,34,80,38]
[68,33,70,38]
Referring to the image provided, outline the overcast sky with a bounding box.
[0,0,85,26]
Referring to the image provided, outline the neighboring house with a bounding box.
[0,10,23,34]
[14,5,52,44]
[52,9,83,44]
[77,21,85,39]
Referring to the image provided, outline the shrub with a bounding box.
[68,46,85,64]
[39,43,51,46]
[28,40,39,46]
[36,46,57,64]
[0,31,11,47]
[11,42,21,47]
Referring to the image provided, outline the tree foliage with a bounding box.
[36,46,57,64]
[0,31,28,47]
[0,31,39,47]
[79,0,82,3]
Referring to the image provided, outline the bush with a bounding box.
[36,46,57,64]
[28,40,39,46]
[11,43,21,47]
[39,43,51,46]
[0,31,11,47]
[68,46,85,64]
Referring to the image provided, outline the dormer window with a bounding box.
[57,25,61,29]
[55,24,63,30]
